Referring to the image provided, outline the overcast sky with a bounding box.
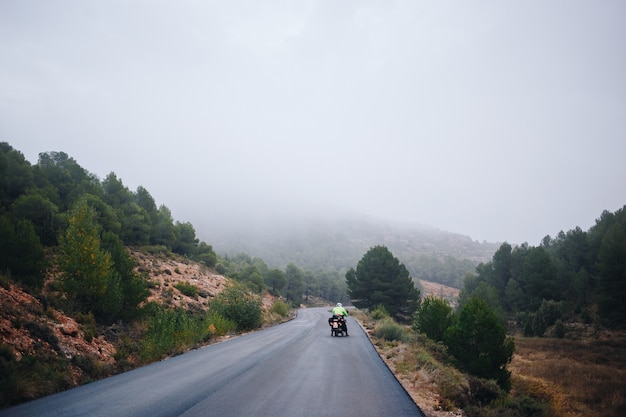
[1,0,625,245]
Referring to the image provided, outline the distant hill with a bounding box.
[200,212,501,288]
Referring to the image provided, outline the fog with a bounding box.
[2,1,625,245]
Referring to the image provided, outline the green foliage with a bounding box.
[284,263,305,305]
[372,317,409,342]
[208,285,263,331]
[414,296,455,342]
[269,300,290,317]
[11,192,62,246]
[264,268,286,294]
[371,304,390,320]
[100,232,149,321]
[206,312,237,336]
[75,312,97,342]
[458,206,626,331]
[0,215,46,288]
[175,282,199,298]
[57,200,149,322]
[36,151,94,211]
[0,143,35,210]
[57,200,113,319]
[195,242,218,267]
[517,299,564,337]
[23,321,60,352]
[172,221,199,255]
[0,348,75,408]
[554,319,565,338]
[596,218,626,323]
[140,306,211,362]
[444,298,514,391]
[346,245,420,321]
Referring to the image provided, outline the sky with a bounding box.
[1,0,625,245]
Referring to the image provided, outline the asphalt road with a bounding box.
[1,307,424,417]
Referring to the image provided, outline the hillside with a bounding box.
[0,245,468,413]
[0,249,282,407]
[203,213,501,287]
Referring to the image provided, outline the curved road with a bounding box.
[1,307,423,417]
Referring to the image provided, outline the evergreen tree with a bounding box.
[101,232,149,321]
[414,295,454,342]
[0,143,34,210]
[0,215,46,288]
[265,268,286,295]
[444,298,515,390]
[596,222,626,323]
[346,245,420,321]
[172,221,198,255]
[284,263,305,305]
[57,199,113,319]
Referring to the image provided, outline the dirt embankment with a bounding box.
[0,250,280,388]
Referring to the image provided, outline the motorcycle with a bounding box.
[328,315,348,337]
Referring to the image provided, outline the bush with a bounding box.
[270,300,290,317]
[23,321,60,352]
[371,304,390,320]
[206,313,236,337]
[554,319,566,338]
[209,285,262,331]
[75,312,97,342]
[414,295,455,342]
[443,298,514,391]
[175,282,199,298]
[139,306,211,362]
[373,318,409,342]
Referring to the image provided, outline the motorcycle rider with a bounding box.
[331,302,349,336]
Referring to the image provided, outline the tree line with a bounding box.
[459,206,626,331]
[0,142,345,314]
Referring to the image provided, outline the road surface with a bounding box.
[1,307,423,417]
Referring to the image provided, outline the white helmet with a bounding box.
[336,303,342,307]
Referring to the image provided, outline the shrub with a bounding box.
[23,321,60,352]
[75,312,97,342]
[206,313,236,337]
[139,306,210,362]
[371,304,390,320]
[175,282,199,298]
[414,295,455,342]
[554,320,565,338]
[373,318,408,342]
[444,298,514,391]
[208,285,262,331]
[270,300,290,317]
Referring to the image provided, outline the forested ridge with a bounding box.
[0,142,348,306]
[210,216,499,289]
[459,207,626,330]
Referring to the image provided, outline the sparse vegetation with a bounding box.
[175,281,199,298]
[357,306,626,417]
[269,300,290,317]
[373,317,409,342]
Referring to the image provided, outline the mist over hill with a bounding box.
[197,210,502,287]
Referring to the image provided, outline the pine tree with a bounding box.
[444,298,515,390]
[58,199,114,318]
[346,245,420,321]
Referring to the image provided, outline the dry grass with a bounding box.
[509,332,626,417]
[356,307,626,417]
